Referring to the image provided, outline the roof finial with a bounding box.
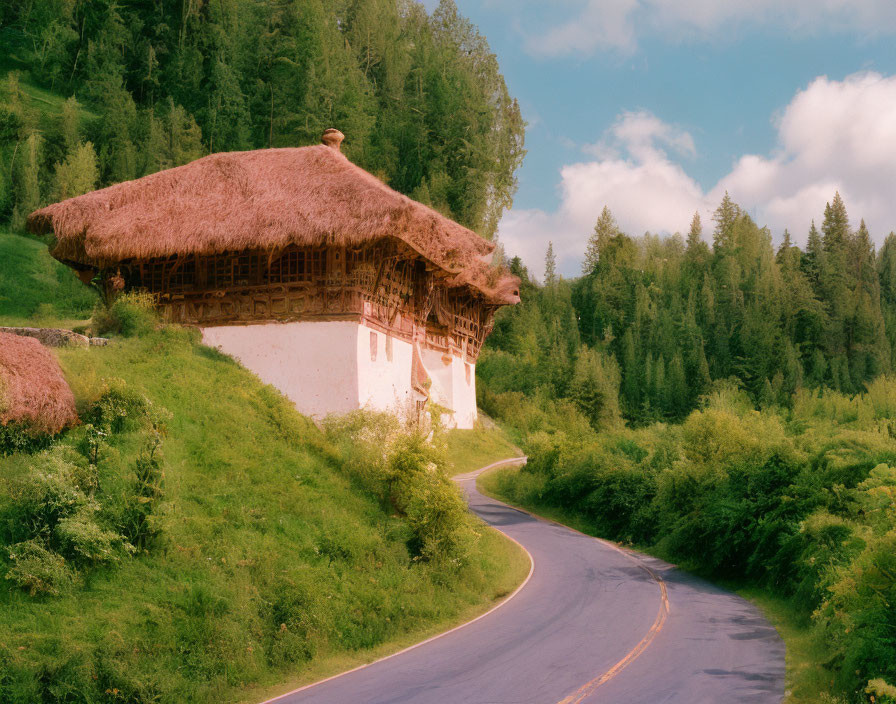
[321,128,344,151]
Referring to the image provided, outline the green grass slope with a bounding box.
[0,328,528,703]
[444,422,522,476]
[0,229,96,327]
[0,32,98,122]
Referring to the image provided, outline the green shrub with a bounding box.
[0,422,53,456]
[490,380,896,699]
[326,411,476,565]
[14,448,87,538]
[323,409,402,496]
[1,389,166,595]
[679,408,752,465]
[390,434,476,563]
[111,292,157,337]
[820,530,896,692]
[790,511,865,608]
[698,378,755,415]
[118,434,164,550]
[5,539,73,595]
[263,575,329,666]
[91,291,158,338]
[10,447,131,566]
[56,505,130,564]
[86,378,156,434]
[856,464,896,533]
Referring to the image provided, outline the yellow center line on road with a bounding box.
[472,458,673,704]
[558,566,669,704]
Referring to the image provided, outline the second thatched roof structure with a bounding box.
[28,140,519,304]
[0,332,78,436]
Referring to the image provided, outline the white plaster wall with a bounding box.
[201,320,477,427]
[453,358,478,429]
[355,327,416,415]
[420,347,478,429]
[201,321,361,419]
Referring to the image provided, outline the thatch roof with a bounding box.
[0,332,78,435]
[28,144,519,304]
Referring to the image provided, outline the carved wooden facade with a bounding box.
[118,241,497,362]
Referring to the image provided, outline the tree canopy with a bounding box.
[483,193,896,426]
[0,0,525,239]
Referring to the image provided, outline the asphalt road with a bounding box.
[267,459,785,704]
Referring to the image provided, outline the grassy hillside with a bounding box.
[0,30,96,120]
[0,230,96,327]
[444,422,522,476]
[0,322,528,702]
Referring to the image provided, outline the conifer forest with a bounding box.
[486,194,896,426]
[0,0,525,239]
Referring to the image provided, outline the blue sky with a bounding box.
[429,0,896,277]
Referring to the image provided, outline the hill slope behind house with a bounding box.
[0,230,96,327]
[444,421,522,476]
[0,325,528,703]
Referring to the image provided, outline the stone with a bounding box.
[0,327,90,348]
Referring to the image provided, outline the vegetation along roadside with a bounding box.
[478,194,896,704]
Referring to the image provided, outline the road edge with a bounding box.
[475,464,672,704]
[259,457,533,704]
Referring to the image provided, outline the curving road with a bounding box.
[266,459,785,704]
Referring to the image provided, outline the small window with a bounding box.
[386,335,394,362]
[370,331,378,361]
[465,363,472,385]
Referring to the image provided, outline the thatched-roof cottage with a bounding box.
[0,332,78,437]
[29,130,519,427]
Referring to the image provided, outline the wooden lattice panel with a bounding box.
[121,242,493,361]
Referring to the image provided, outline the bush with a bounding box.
[820,530,896,692]
[14,448,87,538]
[491,379,896,699]
[91,291,157,338]
[86,379,156,434]
[56,505,130,564]
[325,411,476,565]
[0,422,53,456]
[5,539,73,595]
[323,409,402,496]
[790,511,865,608]
[263,575,329,667]
[1,378,169,595]
[389,434,476,563]
[118,434,164,550]
[9,447,130,566]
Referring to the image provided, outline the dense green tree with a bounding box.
[54,140,98,200]
[484,191,894,425]
[583,205,619,274]
[1,0,524,240]
[11,131,42,229]
[568,346,621,431]
[544,241,557,285]
[712,191,739,254]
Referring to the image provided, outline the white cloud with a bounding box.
[500,110,710,277]
[525,0,896,56]
[498,72,896,278]
[529,0,638,55]
[585,110,696,161]
[713,72,896,235]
